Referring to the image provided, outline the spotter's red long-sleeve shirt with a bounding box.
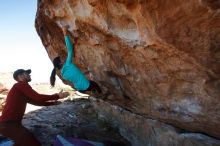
[0,82,59,123]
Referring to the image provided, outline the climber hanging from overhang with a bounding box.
[50,25,102,96]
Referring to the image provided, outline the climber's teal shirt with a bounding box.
[61,35,90,91]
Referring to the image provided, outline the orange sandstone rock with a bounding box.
[35,0,220,138]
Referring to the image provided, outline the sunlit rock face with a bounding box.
[35,0,220,139]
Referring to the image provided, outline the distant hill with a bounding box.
[0,72,15,89]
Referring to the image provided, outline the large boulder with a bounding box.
[35,0,220,139]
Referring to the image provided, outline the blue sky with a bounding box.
[0,1,53,83]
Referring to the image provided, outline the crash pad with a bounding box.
[53,135,104,146]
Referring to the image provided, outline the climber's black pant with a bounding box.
[81,80,102,94]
